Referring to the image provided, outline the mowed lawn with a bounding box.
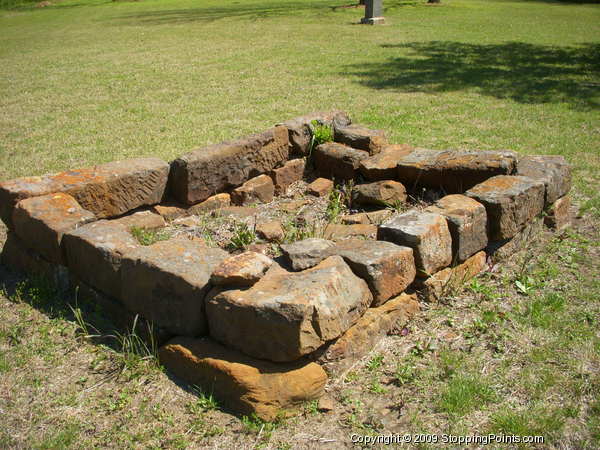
[1,0,600,448]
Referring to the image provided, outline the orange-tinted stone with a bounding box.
[333,124,388,155]
[359,144,413,181]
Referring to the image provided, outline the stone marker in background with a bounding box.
[362,0,385,25]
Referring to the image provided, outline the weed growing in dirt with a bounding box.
[130,227,172,246]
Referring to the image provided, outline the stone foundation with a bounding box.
[0,110,572,420]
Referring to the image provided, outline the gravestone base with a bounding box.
[361,16,385,25]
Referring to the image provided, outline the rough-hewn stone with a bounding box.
[332,239,416,305]
[280,238,336,270]
[113,210,166,230]
[313,143,370,181]
[378,211,453,276]
[231,175,275,206]
[270,159,306,194]
[211,252,274,287]
[62,220,139,299]
[416,251,487,302]
[323,224,377,241]
[465,175,545,240]
[278,111,351,156]
[314,293,419,376]
[169,126,289,205]
[358,144,413,181]
[206,256,373,362]
[1,232,69,289]
[341,210,393,225]
[516,155,571,205]
[306,178,334,197]
[426,194,488,262]
[153,194,231,221]
[211,206,258,219]
[396,149,518,193]
[486,218,544,263]
[333,124,387,155]
[12,193,96,264]
[544,195,571,231]
[352,181,407,207]
[120,239,228,336]
[159,337,327,420]
[0,158,169,228]
[256,220,285,242]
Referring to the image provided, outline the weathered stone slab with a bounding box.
[12,193,96,264]
[516,155,571,205]
[465,175,545,240]
[333,124,388,155]
[211,251,274,288]
[169,126,289,205]
[416,251,487,302]
[278,111,351,156]
[341,209,393,225]
[358,144,413,181]
[426,194,488,262]
[113,210,166,230]
[280,238,335,270]
[313,293,419,376]
[206,256,373,362]
[486,218,544,263]
[323,224,377,241]
[306,178,334,197]
[270,159,306,194]
[1,232,69,290]
[332,239,415,306]
[231,174,274,206]
[153,194,231,221]
[352,180,407,207]
[120,239,228,336]
[62,220,139,299]
[396,149,518,193]
[211,206,258,219]
[544,195,571,231]
[378,211,453,276]
[159,337,327,420]
[256,220,285,242]
[313,142,370,181]
[0,158,169,228]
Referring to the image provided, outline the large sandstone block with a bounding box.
[206,256,373,362]
[280,238,336,270]
[323,224,377,241]
[426,194,488,262]
[333,124,387,155]
[1,232,69,290]
[396,149,518,193]
[270,159,306,194]
[159,337,327,420]
[465,175,545,240]
[314,293,419,376]
[211,251,274,288]
[516,155,571,205]
[358,144,413,181]
[153,194,231,221]
[313,142,370,181]
[120,239,228,336]
[169,126,289,205]
[278,111,351,156]
[62,220,139,299]
[12,193,96,265]
[230,174,274,206]
[416,251,487,302]
[352,180,407,207]
[332,239,416,306]
[544,195,571,231]
[0,158,169,228]
[378,211,453,276]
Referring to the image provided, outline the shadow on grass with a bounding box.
[110,0,345,25]
[345,41,600,110]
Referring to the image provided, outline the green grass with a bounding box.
[1,0,599,447]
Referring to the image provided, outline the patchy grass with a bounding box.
[129,226,172,246]
[0,0,599,447]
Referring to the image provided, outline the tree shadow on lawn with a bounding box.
[111,0,347,25]
[345,41,600,110]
